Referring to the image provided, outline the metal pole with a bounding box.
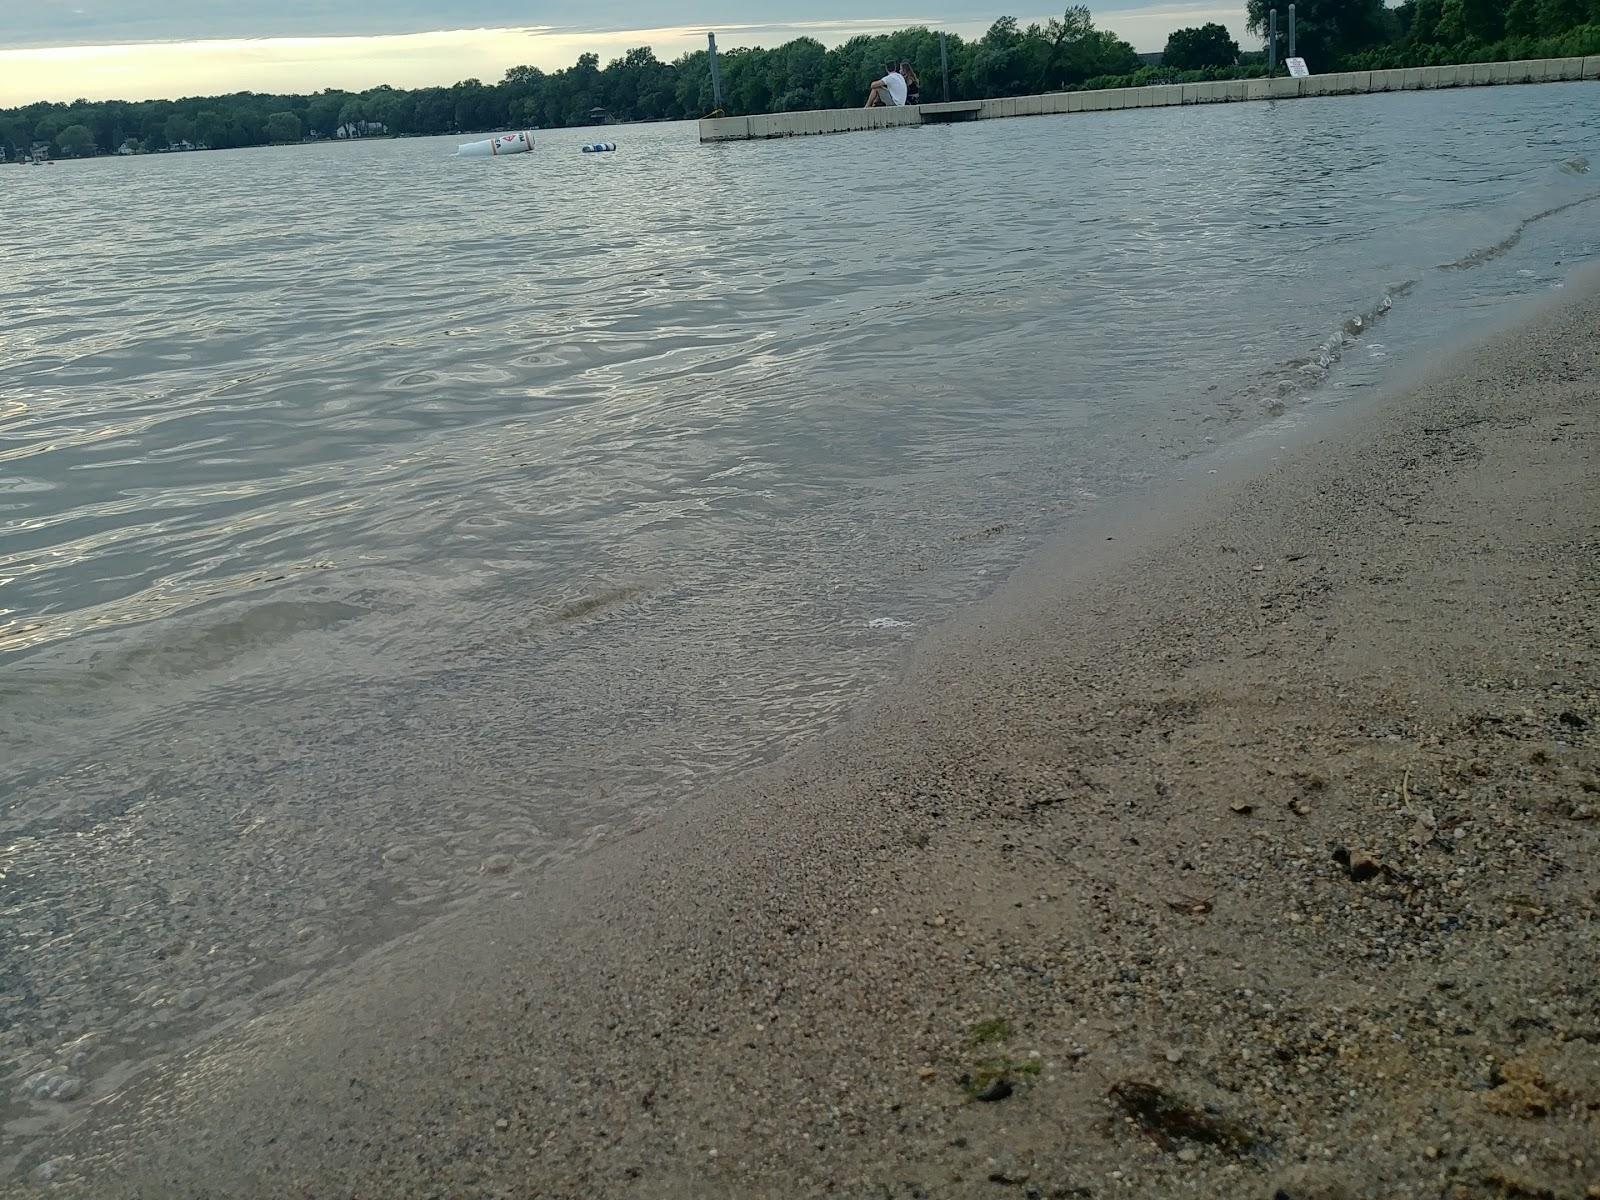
[1288,4,1297,60]
[1267,9,1278,75]
[940,33,951,102]
[707,32,724,111]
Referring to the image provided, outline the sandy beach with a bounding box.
[22,272,1600,1199]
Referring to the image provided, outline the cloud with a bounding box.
[7,1,947,48]
[12,2,1247,49]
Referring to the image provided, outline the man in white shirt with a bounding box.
[865,63,908,107]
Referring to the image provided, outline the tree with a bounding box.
[1057,26,1140,84]
[1504,0,1540,35]
[448,79,499,131]
[1037,5,1095,85]
[264,111,301,142]
[193,110,228,148]
[1535,0,1586,34]
[1399,0,1445,43]
[164,114,195,146]
[0,116,31,154]
[1245,0,1387,66]
[56,123,95,156]
[672,49,716,115]
[774,37,827,109]
[1433,0,1504,42]
[1163,22,1241,68]
[34,113,65,144]
[969,17,1033,96]
[1457,0,1506,40]
[503,65,546,89]
[305,92,347,138]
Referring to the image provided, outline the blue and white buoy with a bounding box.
[581,142,617,154]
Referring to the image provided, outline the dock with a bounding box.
[699,57,1600,142]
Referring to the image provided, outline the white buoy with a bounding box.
[457,131,535,158]
[581,142,617,154]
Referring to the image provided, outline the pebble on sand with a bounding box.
[1332,846,1386,882]
[30,1158,69,1184]
[480,854,515,876]
[987,1152,1029,1184]
[25,1072,84,1102]
[383,845,416,864]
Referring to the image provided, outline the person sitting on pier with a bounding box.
[902,62,921,105]
[865,63,908,107]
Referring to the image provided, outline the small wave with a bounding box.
[1439,191,1600,271]
[546,584,647,628]
[0,598,369,705]
[1228,280,1417,416]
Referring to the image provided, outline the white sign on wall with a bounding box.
[1286,57,1310,77]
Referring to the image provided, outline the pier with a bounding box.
[699,57,1600,142]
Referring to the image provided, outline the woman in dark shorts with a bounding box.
[901,61,921,105]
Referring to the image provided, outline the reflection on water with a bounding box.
[1,86,1597,1151]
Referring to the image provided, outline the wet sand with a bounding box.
[21,274,1600,1198]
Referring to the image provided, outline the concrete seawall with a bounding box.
[699,56,1600,141]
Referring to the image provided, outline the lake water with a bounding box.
[2,85,1597,1155]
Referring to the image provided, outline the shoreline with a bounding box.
[22,273,1600,1197]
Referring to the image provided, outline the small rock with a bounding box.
[480,854,514,876]
[175,987,207,1012]
[29,1158,68,1185]
[495,1117,510,1130]
[931,915,947,928]
[24,1073,84,1102]
[1177,1147,1200,1164]
[918,1066,937,1081]
[1230,801,1254,815]
[1484,1059,1560,1117]
[383,844,416,864]
[1110,1080,1258,1151]
[987,1152,1029,1184]
[1165,1049,1184,1064]
[1331,846,1385,882]
[1268,1165,1354,1200]
[1557,710,1590,730]
[974,1079,1013,1103]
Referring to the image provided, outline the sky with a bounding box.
[0,1,1252,107]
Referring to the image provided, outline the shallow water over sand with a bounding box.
[2,85,1597,1152]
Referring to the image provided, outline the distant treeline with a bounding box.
[4,2,1599,159]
